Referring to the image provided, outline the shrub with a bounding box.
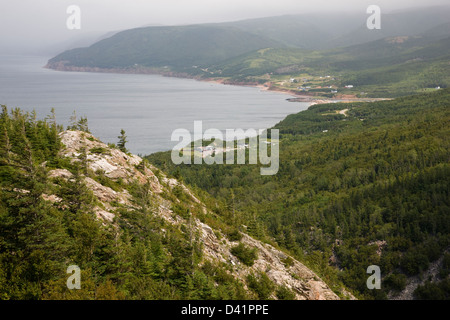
[246,272,275,299]
[384,273,407,292]
[231,243,258,266]
[275,285,296,300]
[226,229,243,242]
[90,147,110,155]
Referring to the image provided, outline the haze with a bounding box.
[1,0,449,55]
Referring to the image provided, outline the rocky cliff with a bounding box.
[50,130,352,300]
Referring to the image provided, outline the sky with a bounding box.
[1,0,449,55]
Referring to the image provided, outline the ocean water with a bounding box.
[0,55,309,155]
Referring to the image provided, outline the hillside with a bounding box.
[46,13,450,98]
[207,34,450,98]
[0,106,348,300]
[46,25,284,73]
[322,6,450,48]
[214,7,450,50]
[147,89,450,300]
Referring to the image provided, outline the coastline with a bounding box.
[44,62,390,106]
[203,78,391,105]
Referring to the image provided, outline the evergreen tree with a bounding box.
[117,129,128,153]
[67,111,77,131]
[77,117,90,133]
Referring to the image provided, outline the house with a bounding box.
[345,85,354,88]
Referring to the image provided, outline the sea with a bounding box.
[0,55,309,155]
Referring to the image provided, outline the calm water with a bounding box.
[0,55,309,155]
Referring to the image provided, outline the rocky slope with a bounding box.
[49,130,352,300]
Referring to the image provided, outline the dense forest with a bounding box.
[147,88,450,299]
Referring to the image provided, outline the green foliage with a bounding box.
[2,87,449,300]
[230,243,258,266]
[281,256,294,268]
[89,147,110,155]
[48,25,282,71]
[47,9,450,99]
[0,107,254,300]
[275,285,296,300]
[440,253,450,278]
[383,273,407,292]
[117,129,128,153]
[92,170,124,192]
[209,35,450,98]
[414,279,450,300]
[226,229,243,242]
[246,271,275,299]
[147,89,450,299]
[67,111,90,133]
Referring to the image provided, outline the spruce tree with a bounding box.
[67,111,77,131]
[117,129,128,153]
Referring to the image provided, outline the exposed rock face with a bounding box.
[50,130,349,300]
[48,169,73,180]
[83,177,131,205]
[59,130,162,190]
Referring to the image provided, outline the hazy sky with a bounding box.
[1,0,449,54]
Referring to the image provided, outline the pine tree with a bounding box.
[117,129,128,153]
[77,117,90,133]
[67,111,77,131]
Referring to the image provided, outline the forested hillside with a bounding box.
[46,25,283,71]
[207,35,450,98]
[46,8,450,98]
[147,89,450,299]
[0,106,343,300]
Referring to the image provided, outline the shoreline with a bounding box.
[197,78,391,105]
[44,63,390,105]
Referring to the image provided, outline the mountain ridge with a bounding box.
[45,7,450,98]
[0,107,352,299]
[56,129,347,300]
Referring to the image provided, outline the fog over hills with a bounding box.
[46,6,450,80]
[2,1,449,55]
